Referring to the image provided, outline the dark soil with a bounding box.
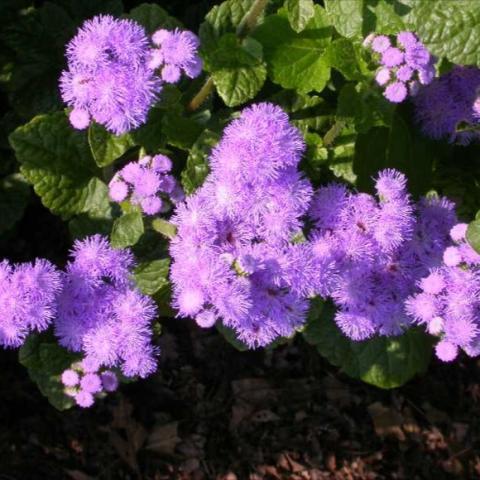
[1,316,480,480]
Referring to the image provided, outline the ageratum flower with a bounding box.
[60,15,161,134]
[308,170,457,341]
[150,28,203,83]
[365,31,436,103]
[413,66,480,144]
[0,259,62,348]
[170,103,331,348]
[405,223,480,362]
[54,235,159,378]
[109,154,184,215]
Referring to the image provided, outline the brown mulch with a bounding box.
[1,318,480,480]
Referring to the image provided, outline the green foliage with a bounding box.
[134,258,170,295]
[324,0,364,38]
[19,333,79,410]
[126,3,182,32]
[110,211,144,248]
[253,6,332,93]
[181,129,219,194]
[0,173,30,234]
[285,0,315,33]
[303,299,433,389]
[467,219,480,254]
[88,123,136,168]
[410,0,480,66]
[9,112,103,219]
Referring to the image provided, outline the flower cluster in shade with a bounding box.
[0,259,61,348]
[55,235,159,379]
[169,103,331,348]
[405,224,480,362]
[364,31,436,103]
[61,359,119,408]
[307,170,457,341]
[60,15,202,134]
[109,154,184,215]
[412,66,480,145]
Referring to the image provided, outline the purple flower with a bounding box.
[101,371,119,392]
[61,369,80,387]
[149,28,202,84]
[170,103,319,348]
[413,66,480,144]
[60,15,161,134]
[80,373,102,394]
[0,259,62,348]
[109,155,182,216]
[384,81,408,103]
[75,390,95,408]
[54,235,159,378]
[365,32,436,104]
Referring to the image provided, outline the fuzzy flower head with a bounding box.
[413,66,480,144]
[170,103,319,348]
[60,15,162,134]
[54,235,159,379]
[0,259,62,348]
[405,222,480,362]
[109,154,183,215]
[308,169,456,340]
[149,28,202,83]
[365,31,437,103]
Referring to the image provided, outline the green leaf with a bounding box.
[285,0,315,33]
[411,0,480,66]
[354,108,434,195]
[366,0,406,35]
[181,129,219,194]
[127,3,182,33]
[216,322,249,352]
[0,173,30,234]
[110,211,144,248]
[134,258,170,295]
[199,0,257,52]
[303,299,433,389]
[467,219,480,254]
[324,0,364,38]
[212,63,267,107]
[151,218,177,239]
[253,6,332,93]
[324,39,367,81]
[162,111,204,150]
[88,123,136,168]
[19,334,79,410]
[9,112,102,220]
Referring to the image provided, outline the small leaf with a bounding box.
[253,6,332,94]
[111,211,144,248]
[9,111,102,219]
[216,322,249,352]
[134,258,170,295]
[126,3,182,33]
[467,219,480,254]
[0,173,30,234]
[285,0,315,33]
[19,333,79,410]
[151,218,177,239]
[303,299,433,389]
[161,112,203,150]
[324,0,364,38]
[181,129,220,194]
[88,123,136,168]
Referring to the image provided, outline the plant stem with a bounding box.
[237,0,269,37]
[187,77,215,112]
[187,0,269,112]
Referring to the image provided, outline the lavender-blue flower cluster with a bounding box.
[55,235,158,379]
[60,15,202,134]
[61,359,119,408]
[406,223,480,362]
[0,259,61,348]
[109,154,184,215]
[169,103,330,347]
[413,66,480,145]
[364,31,436,103]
